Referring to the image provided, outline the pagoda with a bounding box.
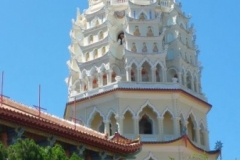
[65,0,221,159]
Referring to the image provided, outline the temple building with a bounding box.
[64,0,221,159]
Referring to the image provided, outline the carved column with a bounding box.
[178,72,182,85]
[80,81,85,92]
[98,72,103,87]
[133,116,139,137]
[104,120,110,136]
[163,68,167,82]
[184,74,187,87]
[195,127,201,144]
[157,116,164,141]
[203,130,210,150]
[137,67,142,82]
[116,115,124,135]
[151,67,156,82]
[125,66,131,82]
[107,69,113,84]
[88,76,93,90]
[173,117,181,138]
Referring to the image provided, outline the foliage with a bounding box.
[69,153,84,160]
[0,142,7,160]
[7,139,44,160]
[0,138,83,160]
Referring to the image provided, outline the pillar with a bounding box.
[195,127,201,144]
[178,72,182,85]
[88,76,93,90]
[184,74,187,87]
[125,66,131,82]
[203,130,210,150]
[191,76,194,91]
[98,72,103,87]
[151,67,156,82]
[157,116,164,141]
[163,68,167,82]
[173,117,181,138]
[137,67,142,82]
[133,116,139,137]
[116,116,124,135]
[104,120,110,136]
[107,69,113,84]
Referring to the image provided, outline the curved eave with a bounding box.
[143,135,220,155]
[128,0,157,7]
[0,101,141,155]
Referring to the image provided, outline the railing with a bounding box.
[109,0,128,5]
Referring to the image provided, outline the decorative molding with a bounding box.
[87,106,105,126]
[137,100,159,117]
[143,152,158,160]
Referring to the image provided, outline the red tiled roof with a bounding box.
[0,97,141,155]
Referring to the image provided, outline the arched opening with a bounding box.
[139,114,152,134]
[91,112,104,133]
[138,106,158,135]
[91,69,98,89]
[85,52,90,61]
[94,49,98,59]
[95,20,99,26]
[123,111,134,134]
[131,63,137,82]
[163,111,174,135]
[99,31,103,40]
[167,68,178,82]
[187,116,196,142]
[89,35,93,44]
[111,65,120,83]
[102,46,106,55]
[142,62,151,82]
[186,72,192,89]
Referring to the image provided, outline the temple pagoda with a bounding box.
[65,0,221,159]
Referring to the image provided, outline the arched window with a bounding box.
[94,49,98,59]
[85,52,90,61]
[89,35,93,44]
[187,116,196,142]
[139,115,152,134]
[99,31,103,40]
[167,33,174,42]
[200,124,205,146]
[95,20,99,26]
[102,46,106,55]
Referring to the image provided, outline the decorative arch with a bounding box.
[137,100,159,117]
[106,109,117,120]
[138,10,148,20]
[187,110,197,126]
[166,32,174,42]
[98,30,104,40]
[122,106,135,118]
[153,61,165,69]
[80,69,88,79]
[128,59,139,67]
[161,107,174,117]
[90,65,98,75]
[167,67,178,82]
[143,152,158,160]
[139,57,153,67]
[87,107,105,126]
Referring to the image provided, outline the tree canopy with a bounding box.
[0,139,83,160]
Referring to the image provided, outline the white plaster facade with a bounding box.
[65,0,218,159]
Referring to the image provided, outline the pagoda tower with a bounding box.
[64,0,221,159]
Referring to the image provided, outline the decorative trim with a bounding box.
[87,107,105,126]
[137,100,159,117]
[143,152,158,160]
[122,106,135,118]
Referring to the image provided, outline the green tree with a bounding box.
[69,153,84,160]
[43,144,68,160]
[7,139,44,160]
[0,142,7,160]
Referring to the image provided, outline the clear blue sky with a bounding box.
[0,0,239,159]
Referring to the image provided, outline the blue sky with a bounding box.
[0,0,239,159]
